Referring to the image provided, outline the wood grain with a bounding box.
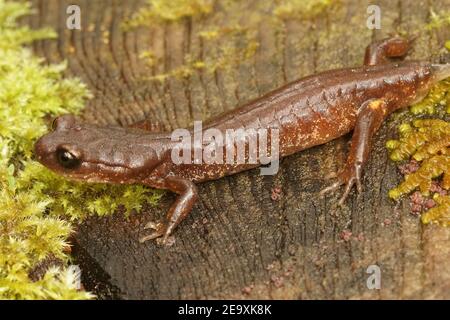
[26,0,450,299]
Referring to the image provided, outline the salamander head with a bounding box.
[34,115,161,184]
[431,64,450,82]
[409,63,450,105]
[384,61,450,107]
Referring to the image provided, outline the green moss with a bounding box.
[16,162,163,221]
[123,0,213,30]
[0,1,162,300]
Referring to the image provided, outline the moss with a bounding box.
[16,162,163,221]
[386,119,450,162]
[130,2,262,82]
[146,32,260,82]
[410,78,450,115]
[386,81,450,227]
[387,119,450,199]
[0,1,162,300]
[273,0,337,20]
[426,9,450,31]
[422,195,450,227]
[139,50,159,68]
[134,0,267,82]
[132,0,338,83]
[389,155,450,199]
[122,0,213,30]
[385,17,450,224]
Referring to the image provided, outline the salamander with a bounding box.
[34,37,450,245]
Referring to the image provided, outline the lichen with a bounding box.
[0,0,162,300]
[122,0,214,30]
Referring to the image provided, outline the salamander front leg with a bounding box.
[139,176,198,245]
[320,99,388,205]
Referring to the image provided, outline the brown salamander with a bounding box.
[34,37,450,245]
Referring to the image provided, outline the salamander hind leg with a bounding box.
[364,36,415,66]
[320,99,389,205]
[139,176,198,246]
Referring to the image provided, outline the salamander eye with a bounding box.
[56,148,81,169]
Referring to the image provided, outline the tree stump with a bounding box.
[26,0,450,299]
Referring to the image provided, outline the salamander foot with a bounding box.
[319,163,363,205]
[139,221,175,246]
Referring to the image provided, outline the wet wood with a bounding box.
[27,0,450,299]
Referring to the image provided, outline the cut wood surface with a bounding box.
[26,0,450,299]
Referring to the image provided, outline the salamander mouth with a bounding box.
[55,161,135,184]
[62,173,111,184]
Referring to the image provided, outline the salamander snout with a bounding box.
[34,133,57,167]
[431,64,450,82]
[34,136,45,162]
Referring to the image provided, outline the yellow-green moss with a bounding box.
[133,0,266,82]
[0,1,162,300]
[146,33,260,82]
[122,0,213,30]
[422,194,450,226]
[386,119,450,225]
[426,10,450,31]
[387,118,450,198]
[273,0,337,20]
[389,155,450,199]
[386,119,450,162]
[410,78,450,115]
[131,0,338,83]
